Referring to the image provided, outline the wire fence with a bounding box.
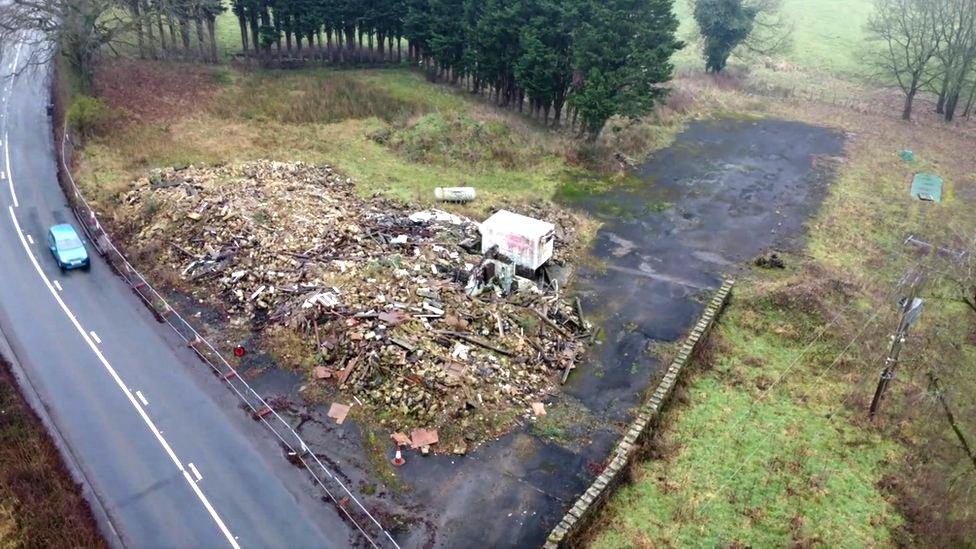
[55,121,399,549]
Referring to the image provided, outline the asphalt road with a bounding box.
[0,42,360,548]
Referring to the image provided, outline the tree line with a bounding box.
[0,0,225,91]
[868,0,976,121]
[127,0,226,64]
[228,0,683,139]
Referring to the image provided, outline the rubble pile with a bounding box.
[117,161,591,437]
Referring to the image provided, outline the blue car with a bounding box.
[47,224,90,271]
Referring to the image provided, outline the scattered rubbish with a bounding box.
[303,292,341,309]
[434,187,476,203]
[531,402,547,417]
[391,432,411,446]
[911,173,943,203]
[899,150,916,162]
[408,209,466,225]
[465,254,517,297]
[410,428,439,449]
[480,210,555,270]
[904,234,968,261]
[116,161,592,444]
[327,402,351,425]
[754,252,786,269]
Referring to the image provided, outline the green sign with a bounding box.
[911,173,943,203]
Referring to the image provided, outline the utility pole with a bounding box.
[869,274,925,419]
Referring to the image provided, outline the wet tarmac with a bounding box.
[246,118,845,547]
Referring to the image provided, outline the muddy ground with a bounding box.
[177,118,844,547]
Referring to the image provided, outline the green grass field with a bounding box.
[673,0,875,77]
[591,297,903,547]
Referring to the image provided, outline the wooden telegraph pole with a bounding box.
[869,274,925,419]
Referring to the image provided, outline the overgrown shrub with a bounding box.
[378,112,545,170]
[67,95,113,140]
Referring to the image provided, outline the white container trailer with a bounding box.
[479,210,555,270]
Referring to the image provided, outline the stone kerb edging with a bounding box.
[545,279,735,548]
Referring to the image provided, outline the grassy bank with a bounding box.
[588,72,976,546]
[0,358,105,547]
[78,60,595,219]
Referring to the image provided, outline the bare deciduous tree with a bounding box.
[0,0,135,91]
[932,0,976,121]
[866,0,942,121]
[739,0,794,59]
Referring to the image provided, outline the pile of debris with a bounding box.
[115,161,591,440]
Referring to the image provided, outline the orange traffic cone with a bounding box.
[392,448,405,467]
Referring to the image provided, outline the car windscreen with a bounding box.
[56,236,83,250]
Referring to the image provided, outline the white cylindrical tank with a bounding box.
[434,187,476,202]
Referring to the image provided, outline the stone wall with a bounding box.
[545,279,735,548]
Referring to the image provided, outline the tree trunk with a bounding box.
[131,0,145,59]
[142,0,156,59]
[902,88,916,121]
[936,74,948,114]
[259,7,271,52]
[156,2,168,53]
[179,16,191,55]
[195,16,206,60]
[249,10,260,54]
[207,16,218,63]
[167,5,178,53]
[945,91,960,121]
[238,13,249,54]
[963,81,976,118]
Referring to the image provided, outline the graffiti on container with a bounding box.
[505,233,533,259]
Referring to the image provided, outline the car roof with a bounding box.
[50,224,79,238]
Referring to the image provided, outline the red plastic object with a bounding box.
[392,448,405,467]
[234,345,246,358]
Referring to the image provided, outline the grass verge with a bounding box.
[0,357,105,547]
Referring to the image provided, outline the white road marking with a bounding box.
[89,331,101,344]
[8,206,240,549]
[1,171,6,180]
[52,280,62,292]
[25,233,31,244]
[188,462,203,482]
[136,390,149,406]
[4,132,16,207]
